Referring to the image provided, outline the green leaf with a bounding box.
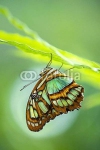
[0,6,100,88]
[0,5,39,40]
[0,31,100,71]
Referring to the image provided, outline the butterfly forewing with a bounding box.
[26,71,58,131]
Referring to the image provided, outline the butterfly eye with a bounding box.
[40,68,48,76]
[39,70,44,76]
[43,68,47,72]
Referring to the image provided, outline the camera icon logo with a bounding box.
[20,71,37,81]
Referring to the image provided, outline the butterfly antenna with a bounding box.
[64,67,74,73]
[20,77,40,91]
[46,53,52,68]
[58,63,63,71]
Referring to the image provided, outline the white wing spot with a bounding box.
[27,121,30,125]
[31,123,35,127]
[35,123,38,126]
[33,90,36,93]
[33,99,36,108]
[39,120,42,124]
[53,101,58,106]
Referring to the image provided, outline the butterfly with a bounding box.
[21,55,84,132]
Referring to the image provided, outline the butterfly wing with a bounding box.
[46,76,84,113]
[26,88,61,131]
[26,73,84,132]
[26,75,61,132]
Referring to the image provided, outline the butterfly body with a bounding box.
[26,67,84,132]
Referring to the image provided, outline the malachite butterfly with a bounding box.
[24,57,84,132]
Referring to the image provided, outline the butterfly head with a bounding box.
[39,67,51,76]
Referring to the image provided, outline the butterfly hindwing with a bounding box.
[26,75,60,132]
[47,76,84,113]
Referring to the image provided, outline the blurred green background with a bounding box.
[0,0,100,150]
